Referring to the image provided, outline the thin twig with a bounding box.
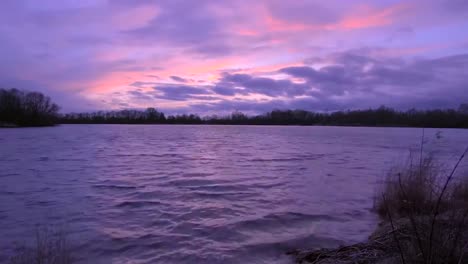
[419,128,425,180]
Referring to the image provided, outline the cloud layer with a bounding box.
[0,0,467,113]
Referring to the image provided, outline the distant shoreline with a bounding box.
[57,121,468,129]
[3,122,468,129]
[0,123,18,128]
[59,107,468,129]
[2,88,468,128]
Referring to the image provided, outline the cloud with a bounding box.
[0,0,467,113]
[280,51,468,109]
[127,90,154,100]
[122,0,232,57]
[266,0,340,25]
[217,73,308,97]
[170,76,187,83]
[154,84,212,101]
[120,50,468,114]
[130,81,159,88]
[280,65,357,96]
[212,85,239,96]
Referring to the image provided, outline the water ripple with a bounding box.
[1,125,467,263]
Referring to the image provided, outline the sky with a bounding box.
[1,0,467,114]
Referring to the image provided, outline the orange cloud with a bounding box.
[236,29,259,37]
[334,3,410,30]
[87,72,140,93]
[265,14,313,32]
[260,2,410,33]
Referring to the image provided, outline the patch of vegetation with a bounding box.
[8,227,73,264]
[9,228,74,264]
[374,148,468,264]
[374,155,440,218]
[294,134,468,264]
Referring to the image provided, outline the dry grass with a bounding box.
[374,146,468,264]
[374,155,439,218]
[9,227,73,264]
[293,135,468,264]
[451,177,468,207]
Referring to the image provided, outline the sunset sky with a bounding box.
[1,0,467,113]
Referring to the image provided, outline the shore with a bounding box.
[289,219,403,264]
[289,211,468,263]
[0,122,18,128]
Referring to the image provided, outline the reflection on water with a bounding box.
[1,125,467,263]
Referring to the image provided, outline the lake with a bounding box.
[1,125,467,263]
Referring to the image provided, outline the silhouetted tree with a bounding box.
[230,111,247,124]
[0,88,59,126]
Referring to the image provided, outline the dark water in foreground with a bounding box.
[1,125,468,263]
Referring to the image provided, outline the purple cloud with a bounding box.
[0,0,467,113]
[154,84,211,101]
[218,73,308,97]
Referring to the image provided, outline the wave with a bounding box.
[115,200,163,208]
[92,184,138,190]
[227,212,344,231]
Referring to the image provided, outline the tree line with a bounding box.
[0,88,59,127]
[2,88,468,128]
[62,105,468,128]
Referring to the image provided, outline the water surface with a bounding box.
[1,125,467,263]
